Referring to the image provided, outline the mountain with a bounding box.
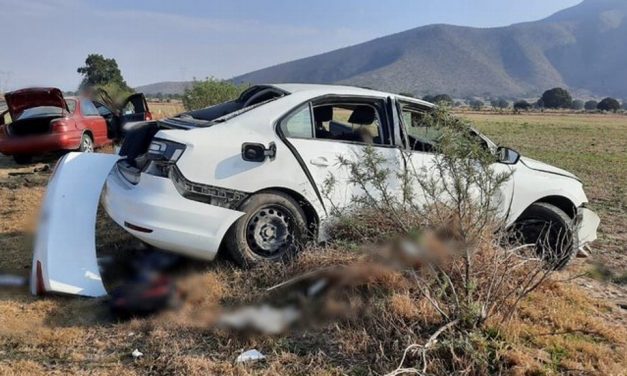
[231,0,627,98]
[134,81,193,96]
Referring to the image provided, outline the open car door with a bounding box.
[120,93,152,124]
[92,91,152,141]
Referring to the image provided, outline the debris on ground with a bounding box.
[0,274,27,286]
[7,164,50,176]
[235,349,265,363]
[131,349,144,358]
[218,304,300,334]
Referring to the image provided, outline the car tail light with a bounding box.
[147,139,186,163]
[145,112,153,121]
[50,120,69,133]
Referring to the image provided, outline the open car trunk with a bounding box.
[8,115,59,136]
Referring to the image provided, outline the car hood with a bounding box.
[520,156,579,181]
[4,87,68,119]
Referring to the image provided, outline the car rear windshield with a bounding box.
[16,106,64,121]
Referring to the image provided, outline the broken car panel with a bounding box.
[31,84,600,296]
[31,152,120,297]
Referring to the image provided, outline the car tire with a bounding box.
[78,133,94,153]
[13,155,33,165]
[224,191,309,267]
[513,202,576,270]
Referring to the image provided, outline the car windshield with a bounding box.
[16,106,64,121]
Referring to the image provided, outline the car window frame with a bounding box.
[80,99,101,117]
[397,99,440,154]
[278,103,315,139]
[277,94,395,149]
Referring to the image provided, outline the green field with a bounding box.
[462,112,627,272]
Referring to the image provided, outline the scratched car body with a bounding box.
[32,84,600,296]
[104,84,599,263]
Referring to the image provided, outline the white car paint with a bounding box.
[104,84,598,253]
[31,152,120,297]
[32,84,600,296]
[102,163,245,260]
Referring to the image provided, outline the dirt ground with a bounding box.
[0,112,625,374]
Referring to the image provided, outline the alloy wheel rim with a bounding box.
[83,137,94,153]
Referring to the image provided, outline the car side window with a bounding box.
[400,105,442,152]
[311,103,385,145]
[81,99,100,117]
[280,105,313,139]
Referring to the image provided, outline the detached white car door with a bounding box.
[280,98,402,215]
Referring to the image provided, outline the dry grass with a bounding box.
[148,101,185,120]
[0,112,625,374]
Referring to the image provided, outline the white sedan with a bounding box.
[32,84,599,296]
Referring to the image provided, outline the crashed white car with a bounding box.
[32,84,599,297]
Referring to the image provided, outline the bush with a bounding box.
[540,88,572,109]
[584,100,598,111]
[469,99,484,111]
[597,97,621,112]
[321,107,558,374]
[571,99,584,110]
[490,98,509,109]
[423,94,453,105]
[182,77,247,111]
[513,100,531,111]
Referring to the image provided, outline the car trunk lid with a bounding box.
[4,87,69,120]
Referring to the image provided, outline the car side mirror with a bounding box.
[497,146,520,165]
[241,142,276,162]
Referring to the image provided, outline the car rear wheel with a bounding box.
[224,191,309,267]
[79,133,94,153]
[13,155,33,165]
[512,202,576,270]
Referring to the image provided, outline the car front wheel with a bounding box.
[512,202,576,270]
[224,191,309,267]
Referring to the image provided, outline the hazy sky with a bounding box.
[0,0,581,91]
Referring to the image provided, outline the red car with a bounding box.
[0,87,151,164]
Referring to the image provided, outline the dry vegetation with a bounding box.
[0,113,625,375]
[147,101,185,120]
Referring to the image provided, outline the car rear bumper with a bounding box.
[102,166,245,260]
[0,131,83,155]
[576,207,600,249]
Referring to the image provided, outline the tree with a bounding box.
[584,100,598,111]
[182,77,247,111]
[491,98,509,110]
[623,101,627,110]
[469,99,484,111]
[77,54,130,91]
[540,88,572,109]
[398,92,415,98]
[571,100,584,110]
[422,95,435,103]
[432,94,453,105]
[597,97,621,112]
[513,100,531,111]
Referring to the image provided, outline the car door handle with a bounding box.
[310,156,330,167]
